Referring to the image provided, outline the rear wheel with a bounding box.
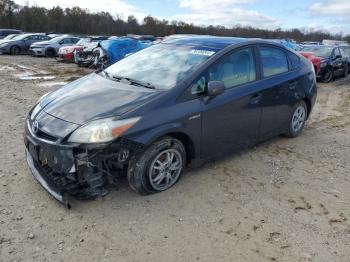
[284,101,308,138]
[45,49,56,57]
[10,46,20,55]
[321,67,333,83]
[127,136,186,195]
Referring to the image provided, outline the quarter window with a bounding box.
[208,47,256,88]
[260,46,288,77]
[287,52,300,69]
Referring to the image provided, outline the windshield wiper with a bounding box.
[112,75,155,89]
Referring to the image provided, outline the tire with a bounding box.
[321,67,333,83]
[343,65,349,78]
[284,101,308,138]
[10,46,20,55]
[127,136,186,195]
[45,49,56,57]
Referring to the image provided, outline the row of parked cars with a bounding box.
[1,29,349,83]
[0,29,156,70]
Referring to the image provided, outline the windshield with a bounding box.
[302,46,333,58]
[3,34,18,40]
[46,37,64,43]
[12,34,29,41]
[76,38,90,45]
[105,44,216,90]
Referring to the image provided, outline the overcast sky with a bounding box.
[16,0,350,34]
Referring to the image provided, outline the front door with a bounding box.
[199,46,262,159]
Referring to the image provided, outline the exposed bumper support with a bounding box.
[26,149,71,209]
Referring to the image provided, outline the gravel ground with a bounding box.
[0,55,349,262]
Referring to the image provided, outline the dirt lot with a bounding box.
[0,55,349,262]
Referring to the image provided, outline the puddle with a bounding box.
[15,71,56,81]
[17,64,30,70]
[0,66,16,71]
[38,81,67,87]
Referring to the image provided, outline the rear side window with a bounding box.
[287,52,300,69]
[259,46,289,77]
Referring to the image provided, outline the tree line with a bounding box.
[1,0,349,43]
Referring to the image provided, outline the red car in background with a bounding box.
[298,51,321,76]
[58,37,108,62]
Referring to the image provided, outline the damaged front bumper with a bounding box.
[24,118,144,208]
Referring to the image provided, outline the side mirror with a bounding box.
[207,81,225,97]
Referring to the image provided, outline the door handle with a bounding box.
[289,81,297,90]
[249,93,262,105]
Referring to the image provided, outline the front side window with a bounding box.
[208,47,256,88]
[333,48,341,58]
[260,46,288,77]
[190,47,256,95]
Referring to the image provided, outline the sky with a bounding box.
[16,0,350,35]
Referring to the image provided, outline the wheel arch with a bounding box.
[162,132,196,165]
[303,97,311,118]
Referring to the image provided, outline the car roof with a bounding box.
[163,35,259,50]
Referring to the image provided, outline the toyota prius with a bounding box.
[24,36,317,207]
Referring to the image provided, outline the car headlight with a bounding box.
[0,42,8,48]
[68,117,141,143]
[320,62,327,68]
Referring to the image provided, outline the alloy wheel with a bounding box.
[149,149,183,191]
[292,106,306,133]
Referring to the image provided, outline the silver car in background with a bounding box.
[30,36,80,57]
[0,33,51,55]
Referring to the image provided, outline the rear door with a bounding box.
[257,45,297,140]
[199,46,263,159]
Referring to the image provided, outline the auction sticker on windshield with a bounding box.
[190,50,215,56]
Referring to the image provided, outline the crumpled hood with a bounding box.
[41,73,160,125]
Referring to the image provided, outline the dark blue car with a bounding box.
[25,36,317,207]
[302,45,348,82]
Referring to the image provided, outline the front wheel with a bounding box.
[127,136,186,195]
[284,101,308,138]
[321,67,333,83]
[10,46,20,55]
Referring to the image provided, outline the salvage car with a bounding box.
[30,36,80,57]
[302,45,348,82]
[298,51,321,76]
[25,36,317,207]
[0,33,51,55]
[57,36,108,62]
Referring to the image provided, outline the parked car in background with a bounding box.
[0,33,51,55]
[30,36,80,57]
[0,33,21,42]
[298,51,321,76]
[91,38,151,69]
[0,29,22,39]
[301,41,322,45]
[302,45,348,82]
[57,36,108,62]
[24,36,317,206]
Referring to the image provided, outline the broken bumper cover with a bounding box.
[24,118,144,207]
[25,148,70,208]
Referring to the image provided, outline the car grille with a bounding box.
[36,129,58,142]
